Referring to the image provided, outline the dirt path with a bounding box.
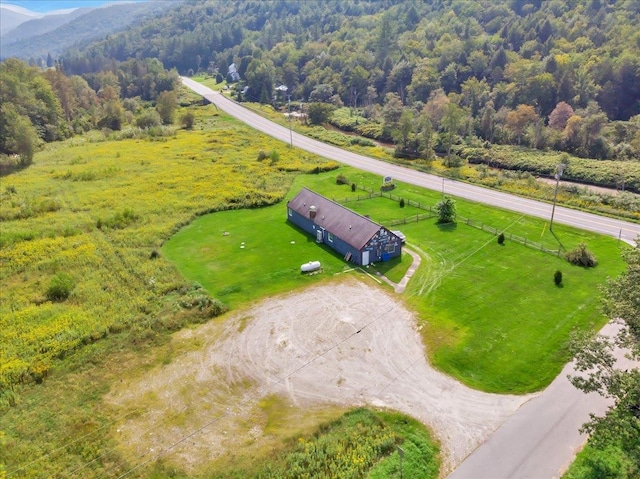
[107,278,534,475]
[378,246,422,293]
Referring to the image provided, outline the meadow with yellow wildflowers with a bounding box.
[1,104,439,478]
[0,106,337,392]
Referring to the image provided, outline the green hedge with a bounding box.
[460,146,640,193]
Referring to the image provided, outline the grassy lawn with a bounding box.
[163,206,354,308]
[164,166,627,393]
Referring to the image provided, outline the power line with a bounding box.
[25,203,533,478]
[7,408,146,477]
[106,218,516,478]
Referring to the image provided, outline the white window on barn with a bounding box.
[288,207,292,216]
[385,243,396,253]
[328,232,334,242]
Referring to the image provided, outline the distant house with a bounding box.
[227,63,241,82]
[287,188,402,266]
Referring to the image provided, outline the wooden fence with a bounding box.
[334,186,437,224]
[459,216,564,257]
[334,186,564,257]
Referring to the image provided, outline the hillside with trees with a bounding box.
[58,0,640,173]
[0,1,177,62]
[0,57,179,172]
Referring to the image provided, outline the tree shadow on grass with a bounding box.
[436,221,458,232]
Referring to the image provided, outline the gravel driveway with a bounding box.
[107,278,534,474]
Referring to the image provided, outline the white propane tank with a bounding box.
[301,261,321,272]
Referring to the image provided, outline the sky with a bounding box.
[1,0,149,13]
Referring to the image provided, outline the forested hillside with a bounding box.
[0,7,92,48]
[0,57,179,172]
[0,1,176,61]
[58,0,640,164]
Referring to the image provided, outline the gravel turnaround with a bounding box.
[108,278,534,474]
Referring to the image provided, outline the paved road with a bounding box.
[181,78,639,477]
[181,77,640,245]
[447,321,635,479]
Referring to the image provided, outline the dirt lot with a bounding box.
[107,277,535,475]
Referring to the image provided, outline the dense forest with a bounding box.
[4,1,640,172]
[57,0,640,164]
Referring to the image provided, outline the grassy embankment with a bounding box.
[0,106,437,478]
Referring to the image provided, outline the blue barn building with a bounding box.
[287,188,402,266]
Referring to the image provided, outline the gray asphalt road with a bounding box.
[181,77,640,245]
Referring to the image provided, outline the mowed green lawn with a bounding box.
[164,167,627,393]
[404,220,623,393]
[162,205,353,308]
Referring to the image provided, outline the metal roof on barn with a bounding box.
[288,188,383,250]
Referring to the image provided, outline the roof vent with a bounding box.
[309,205,317,218]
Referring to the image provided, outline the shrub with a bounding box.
[178,288,228,319]
[554,270,563,285]
[181,111,195,129]
[566,243,598,267]
[400,198,405,208]
[96,208,139,230]
[436,196,457,224]
[497,232,505,244]
[46,273,75,302]
[257,150,268,161]
[307,102,335,125]
[349,136,376,147]
[336,173,350,185]
[351,183,356,192]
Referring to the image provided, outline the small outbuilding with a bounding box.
[287,188,402,266]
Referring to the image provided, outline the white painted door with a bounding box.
[362,250,370,265]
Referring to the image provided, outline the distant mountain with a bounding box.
[0,4,42,36]
[0,0,175,60]
[1,7,93,44]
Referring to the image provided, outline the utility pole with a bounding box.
[288,94,293,148]
[549,163,566,231]
[397,446,404,479]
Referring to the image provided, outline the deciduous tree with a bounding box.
[506,104,537,145]
[156,90,177,125]
[442,101,466,165]
[549,101,574,130]
[569,239,640,472]
[436,196,457,223]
